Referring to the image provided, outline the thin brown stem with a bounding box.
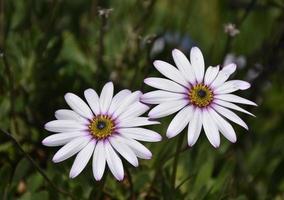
[0,128,77,200]
[145,142,188,197]
[222,0,258,61]
[96,8,110,79]
[125,167,135,199]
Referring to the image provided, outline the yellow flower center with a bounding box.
[189,84,213,107]
[88,115,115,139]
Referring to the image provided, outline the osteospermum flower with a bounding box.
[141,47,257,148]
[42,82,161,181]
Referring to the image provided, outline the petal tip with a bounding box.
[64,92,72,100]
[231,138,237,143]
[134,163,139,167]
[148,120,160,125]
[156,134,163,141]
[69,171,78,179]
[84,88,93,95]
[52,156,60,163]
[143,78,150,84]
[188,142,194,147]
[117,176,124,182]
[191,46,201,53]
[153,60,160,66]
[43,122,49,130]
[166,132,174,139]
[41,139,48,146]
[172,48,179,54]
[94,175,102,181]
[105,81,114,89]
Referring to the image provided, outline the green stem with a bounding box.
[125,167,134,199]
[176,175,192,190]
[95,172,108,199]
[171,133,185,188]
[0,128,77,200]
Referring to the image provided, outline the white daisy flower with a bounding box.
[141,47,257,148]
[42,82,161,181]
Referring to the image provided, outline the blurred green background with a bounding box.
[0,0,284,199]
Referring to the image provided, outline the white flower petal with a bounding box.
[115,135,152,159]
[44,120,87,133]
[215,80,251,94]
[52,136,91,163]
[210,72,228,89]
[148,99,188,118]
[118,102,149,121]
[69,140,96,178]
[215,94,257,106]
[109,136,138,167]
[108,89,131,115]
[208,107,237,143]
[42,132,86,147]
[190,47,205,83]
[166,105,194,138]
[187,108,202,146]
[222,63,237,74]
[210,64,236,88]
[118,128,162,142]
[144,78,187,93]
[99,82,114,114]
[214,99,255,117]
[105,140,124,181]
[153,60,189,87]
[172,49,196,84]
[213,104,248,130]
[141,90,185,104]
[112,91,142,119]
[64,93,94,119]
[202,109,220,148]
[84,88,100,116]
[118,117,160,128]
[204,66,220,85]
[55,109,89,124]
[92,141,106,181]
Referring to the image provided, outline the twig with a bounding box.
[0,128,77,200]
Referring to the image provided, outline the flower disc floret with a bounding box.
[89,115,115,139]
[189,84,213,107]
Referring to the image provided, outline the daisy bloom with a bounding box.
[42,82,161,181]
[141,47,257,148]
